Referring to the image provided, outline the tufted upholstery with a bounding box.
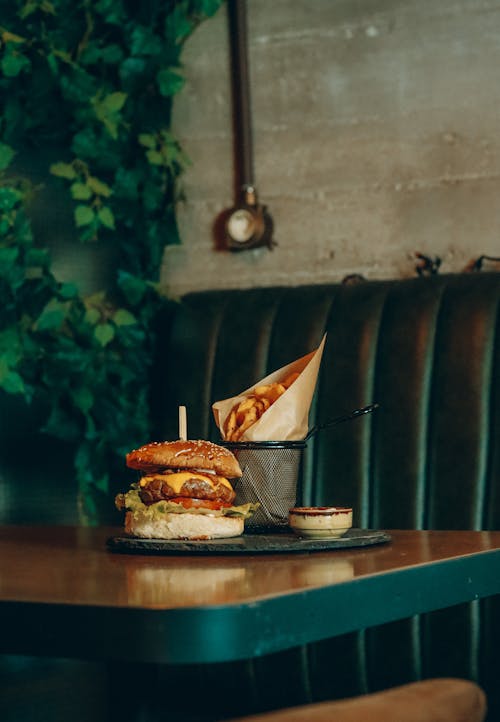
[157,273,499,533]
[150,271,500,721]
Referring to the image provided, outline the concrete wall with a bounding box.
[164,0,500,296]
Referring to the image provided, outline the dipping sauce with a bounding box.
[288,506,353,539]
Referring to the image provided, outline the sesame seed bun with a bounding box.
[126,439,242,479]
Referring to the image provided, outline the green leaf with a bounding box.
[72,387,94,414]
[92,474,109,493]
[97,206,115,229]
[59,282,79,299]
[138,134,156,149]
[100,91,127,113]
[146,149,164,166]
[82,43,123,66]
[74,205,95,227]
[100,44,124,64]
[71,182,93,200]
[102,119,118,139]
[1,30,26,43]
[46,53,58,75]
[94,323,115,346]
[71,128,97,158]
[87,176,112,197]
[0,247,20,272]
[52,48,72,64]
[0,187,22,210]
[197,0,224,17]
[0,328,21,352]
[93,0,126,25]
[117,271,148,305]
[85,290,106,305]
[92,92,128,139]
[113,309,136,326]
[0,370,25,394]
[130,26,162,56]
[1,51,30,77]
[84,307,101,325]
[50,162,77,180]
[25,248,50,268]
[119,57,147,91]
[157,68,185,97]
[113,167,139,200]
[0,143,15,171]
[165,9,194,43]
[35,299,68,331]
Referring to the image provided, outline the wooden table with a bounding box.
[1,525,500,665]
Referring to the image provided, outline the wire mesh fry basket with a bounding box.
[223,440,307,531]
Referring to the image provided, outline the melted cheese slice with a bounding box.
[139,471,231,494]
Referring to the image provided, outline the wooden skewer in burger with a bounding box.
[116,408,257,539]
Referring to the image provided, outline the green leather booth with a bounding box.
[1,271,499,722]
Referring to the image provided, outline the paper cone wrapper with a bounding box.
[212,335,326,441]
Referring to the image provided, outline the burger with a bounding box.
[115,439,257,540]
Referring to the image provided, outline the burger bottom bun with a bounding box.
[125,510,244,540]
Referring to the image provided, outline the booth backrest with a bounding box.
[149,271,500,720]
[156,272,500,531]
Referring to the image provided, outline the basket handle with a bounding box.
[305,403,379,441]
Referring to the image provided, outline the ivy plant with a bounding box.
[0,0,223,523]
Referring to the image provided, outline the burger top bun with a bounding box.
[126,439,243,479]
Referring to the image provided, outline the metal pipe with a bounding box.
[227,0,254,192]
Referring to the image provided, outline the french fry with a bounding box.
[225,409,238,439]
[282,372,300,388]
[267,383,286,403]
[231,407,259,441]
[237,397,257,413]
[252,398,267,415]
[224,374,302,441]
[254,385,272,397]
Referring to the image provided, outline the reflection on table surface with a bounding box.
[0,525,499,610]
[126,556,355,608]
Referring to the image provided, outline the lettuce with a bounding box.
[117,488,259,521]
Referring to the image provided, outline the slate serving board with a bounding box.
[107,528,391,555]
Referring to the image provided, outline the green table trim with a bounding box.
[1,547,500,664]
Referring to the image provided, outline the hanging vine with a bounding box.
[0,0,223,522]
